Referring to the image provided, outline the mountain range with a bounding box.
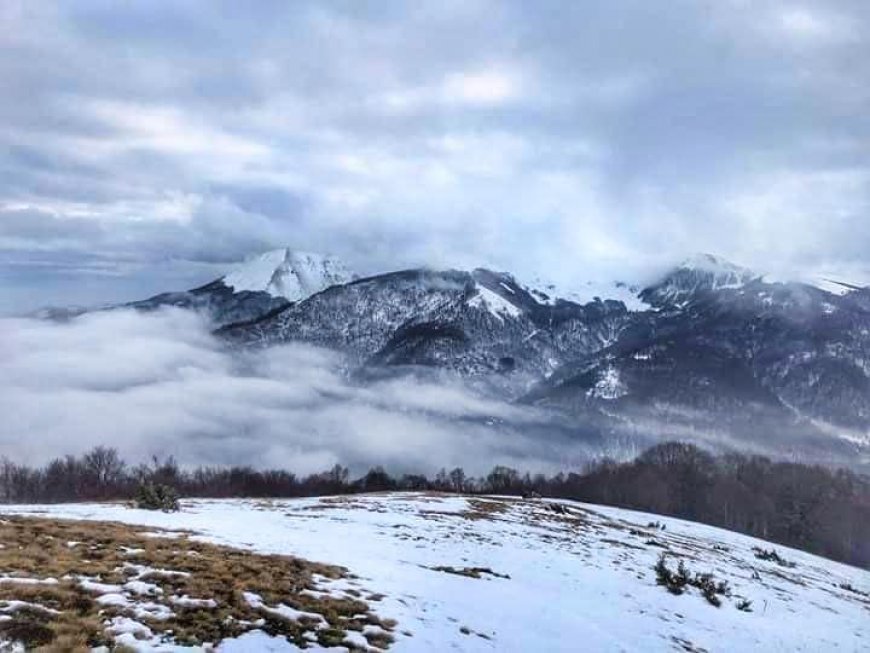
[42,247,870,469]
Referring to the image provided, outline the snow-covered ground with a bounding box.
[2,494,867,652]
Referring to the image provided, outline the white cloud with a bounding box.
[1,193,203,225]
[776,6,857,44]
[442,68,521,105]
[0,309,589,474]
[77,99,271,175]
[718,167,870,266]
[376,65,523,115]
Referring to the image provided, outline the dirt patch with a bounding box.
[0,515,395,651]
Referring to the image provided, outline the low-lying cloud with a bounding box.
[0,308,602,475]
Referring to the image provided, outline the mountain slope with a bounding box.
[220,267,632,385]
[217,253,870,465]
[525,261,870,463]
[3,494,867,651]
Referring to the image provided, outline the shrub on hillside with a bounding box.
[752,547,796,568]
[135,483,180,512]
[655,553,731,607]
[655,553,690,595]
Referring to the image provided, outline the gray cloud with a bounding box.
[1,1,868,312]
[0,309,612,474]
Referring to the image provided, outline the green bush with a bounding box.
[752,547,796,568]
[654,553,689,595]
[134,483,180,512]
[655,553,731,607]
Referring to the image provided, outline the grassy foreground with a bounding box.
[0,515,395,651]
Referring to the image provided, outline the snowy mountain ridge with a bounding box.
[217,252,870,468]
[639,253,760,308]
[518,253,869,312]
[222,248,356,302]
[522,275,648,311]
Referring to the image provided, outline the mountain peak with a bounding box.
[641,253,758,308]
[678,253,752,275]
[222,248,356,302]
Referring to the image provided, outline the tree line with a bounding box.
[0,442,867,569]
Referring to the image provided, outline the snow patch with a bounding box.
[106,616,154,639]
[523,276,648,311]
[588,367,628,400]
[243,592,327,625]
[96,593,130,608]
[120,546,145,556]
[468,284,521,321]
[121,563,190,579]
[217,630,312,652]
[0,575,59,586]
[80,579,123,594]
[0,600,61,616]
[123,580,163,596]
[170,595,217,609]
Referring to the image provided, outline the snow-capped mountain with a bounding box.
[37,246,869,467]
[220,267,630,384]
[222,248,356,302]
[215,252,870,467]
[639,253,759,308]
[529,264,870,465]
[123,248,356,327]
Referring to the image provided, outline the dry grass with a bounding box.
[460,498,512,521]
[415,497,513,524]
[0,516,395,651]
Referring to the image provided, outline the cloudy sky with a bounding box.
[1,0,868,313]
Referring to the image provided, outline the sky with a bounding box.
[1,0,869,313]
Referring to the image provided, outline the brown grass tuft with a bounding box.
[0,516,395,650]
